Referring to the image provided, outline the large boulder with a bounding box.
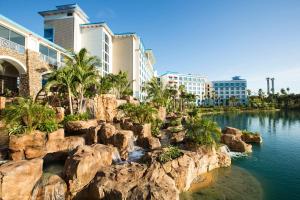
[91,94,118,122]
[241,133,263,143]
[45,136,85,161]
[136,136,161,150]
[222,127,242,137]
[76,162,179,200]
[65,119,98,135]
[132,123,152,138]
[111,130,134,160]
[31,174,67,200]
[144,146,230,192]
[0,158,43,200]
[63,144,113,196]
[98,123,116,144]
[47,128,64,141]
[221,134,252,153]
[9,131,46,160]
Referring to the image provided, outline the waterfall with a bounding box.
[220,145,247,158]
[112,148,122,163]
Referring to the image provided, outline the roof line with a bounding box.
[0,14,67,53]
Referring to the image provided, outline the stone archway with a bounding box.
[0,56,27,95]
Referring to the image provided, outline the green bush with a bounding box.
[38,120,59,133]
[185,118,221,146]
[64,112,90,123]
[169,126,183,133]
[242,130,259,136]
[2,97,57,135]
[151,118,163,137]
[169,118,181,126]
[118,103,157,124]
[158,146,183,164]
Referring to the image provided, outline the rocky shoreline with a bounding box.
[0,95,262,200]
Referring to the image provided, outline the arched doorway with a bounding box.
[0,56,26,96]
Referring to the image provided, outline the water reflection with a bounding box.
[205,111,300,134]
[180,166,263,200]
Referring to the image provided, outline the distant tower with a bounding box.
[271,78,275,94]
[266,77,270,95]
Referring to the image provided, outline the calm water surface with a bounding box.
[182,111,300,200]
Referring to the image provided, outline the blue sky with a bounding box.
[1,0,300,93]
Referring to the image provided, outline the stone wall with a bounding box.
[0,47,52,97]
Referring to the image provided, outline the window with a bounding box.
[39,44,57,59]
[67,12,73,16]
[0,25,9,40]
[0,25,25,46]
[105,34,109,43]
[44,28,54,42]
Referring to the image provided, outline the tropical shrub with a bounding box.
[158,146,183,163]
[151,118,163,137]
[242,130,259,136]
[63,112,90,123]
[2,98,58,135]
[185,118,221,146]
[118,103,158,124]
[38,120,59,133]
[169,118,182,127]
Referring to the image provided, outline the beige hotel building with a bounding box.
[0,4,156,100]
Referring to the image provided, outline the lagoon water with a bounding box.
[182,111,300,200]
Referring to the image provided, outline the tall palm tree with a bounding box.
[45,65,75,114]
[70,48,101,113]
[143,78,171,108]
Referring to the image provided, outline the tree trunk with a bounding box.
[68,87,73,115]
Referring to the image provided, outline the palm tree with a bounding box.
[70,48,101,113]
[110,71,133,98]
[178,85,186,111]
[45,65,75,114]
[143,78,171,108]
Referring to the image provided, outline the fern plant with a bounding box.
[2,98,58,135]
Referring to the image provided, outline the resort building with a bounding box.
[0,14,69,97]
[113,33,156,100]
[39,4,156,100]
[212,76,248,105]
[159,71,208,105]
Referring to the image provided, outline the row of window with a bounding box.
[215,87,246,90]
[214,82,246,87]
[217,91,246,95]
[0,25,25,46]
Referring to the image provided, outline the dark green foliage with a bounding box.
[242,130,259,136]
[38,120,59,133]
[185,118,221,146]
[158,146,183,164]
[63,112,90,123]
[151,118,163,137]
[169,118,182,127]
[2,98,58,135]
[168,126,183,133]
[118,103,158,124]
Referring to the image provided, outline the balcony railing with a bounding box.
[0,36,25,54]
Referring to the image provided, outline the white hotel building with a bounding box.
[39,4,156,100]
[159,71,208,105]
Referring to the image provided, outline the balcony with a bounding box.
[0,36,25,54]
[39,53,66,69]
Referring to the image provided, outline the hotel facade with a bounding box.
[159,71,208,105]
[212,76,248,105]
[0,4,156,100]
[39,4,156,100]
[0,15,68,97]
